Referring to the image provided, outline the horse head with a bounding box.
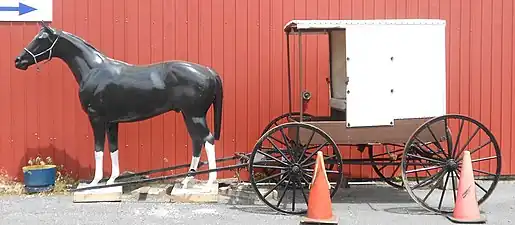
[14,21,60,71]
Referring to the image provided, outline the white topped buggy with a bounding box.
[249,19,501,215]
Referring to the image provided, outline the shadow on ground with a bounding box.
[224,183,440,216]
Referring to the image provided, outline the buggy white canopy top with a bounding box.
[284,19,447,128]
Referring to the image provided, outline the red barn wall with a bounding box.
[0,0,513,181]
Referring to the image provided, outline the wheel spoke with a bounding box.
[412,157,434,177]
[411,169,445,190]
[468,140,492,156]
[444,118,453,157]
[266,137,293,164]
[451,171,457,203]
[455,126,480,159]
[406,164,445,174]
[425,123,449,159]
[268,135,287,146]
[253,164,289,170]
[263,172,290,198]
[471,155,497,163]
[455,168,488,193]
[276,179,291,207]
[300,172,311,185]
[257,170,289,183]
[422,170,446,202]
[438,171,450,210]
[292,180,296,211]
[452,119,465,158]
[298,130,316,163]
[472,168,497,177]
[257,149,290,167]
[413,138,445,160]
[304,168,340,174]
[297,176,309,203]
[406,153,445,164]
[278,127,295,162]
[457,140,492,162]
[300,141,329,165]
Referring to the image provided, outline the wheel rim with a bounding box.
[369,144,406,189]
[260,112,313,136]
[401,114,502,214]
[249,122,343,215]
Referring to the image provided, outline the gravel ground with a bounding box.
[0,182,513,225]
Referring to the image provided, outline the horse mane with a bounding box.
[60,30,103,54]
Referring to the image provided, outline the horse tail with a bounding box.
[212,70,223,141]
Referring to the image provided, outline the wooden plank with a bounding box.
[169,180,219,203]
[73,183,122,203]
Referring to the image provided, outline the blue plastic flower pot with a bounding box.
[22,165,57,193]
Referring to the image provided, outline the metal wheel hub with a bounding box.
[445,159,458,172]
[291,164,301,174]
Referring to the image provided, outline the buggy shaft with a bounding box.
[69,163,249,192]
[80,153,250,184]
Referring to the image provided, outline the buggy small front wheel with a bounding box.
[249,122,343,215]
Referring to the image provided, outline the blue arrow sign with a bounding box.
[0,2,37,16]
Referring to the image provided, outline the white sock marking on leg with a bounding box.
[189,156,200,171]
[205,142,217,185]
[88,151,104,186]
[182,156,201,188]
[106,150,120,185]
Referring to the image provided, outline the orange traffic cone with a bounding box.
[446,150,487,224]
[300,151,339,225]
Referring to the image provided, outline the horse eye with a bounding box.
[38,33,48,39]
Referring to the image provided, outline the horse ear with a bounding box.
[39,21,56,34]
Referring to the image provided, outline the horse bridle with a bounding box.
[23,34,60,72]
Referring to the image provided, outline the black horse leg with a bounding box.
[88,116,106,186]
[106,122,119,185]
[181,112,217,188]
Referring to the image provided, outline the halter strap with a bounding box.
[23,35,60,72]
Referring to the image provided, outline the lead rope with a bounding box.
[23,35,60,72]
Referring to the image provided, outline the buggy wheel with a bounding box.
[401,114,502,214]
[369,144,405,189]
[249,122,343,215]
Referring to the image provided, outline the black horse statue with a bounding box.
[14,22,223,189]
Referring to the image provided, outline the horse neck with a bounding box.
[54,34,107,85]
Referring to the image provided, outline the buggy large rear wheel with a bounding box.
[249,122,343,215]
[401,114,501,214]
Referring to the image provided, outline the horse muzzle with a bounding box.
[14,57,29,70]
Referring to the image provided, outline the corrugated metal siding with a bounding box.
[0,0,513,181]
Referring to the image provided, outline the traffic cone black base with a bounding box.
[299,215,339,225]
[446,214,486,224]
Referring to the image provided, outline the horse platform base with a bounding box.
[169,179,219,203]
[72,182,123,203]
